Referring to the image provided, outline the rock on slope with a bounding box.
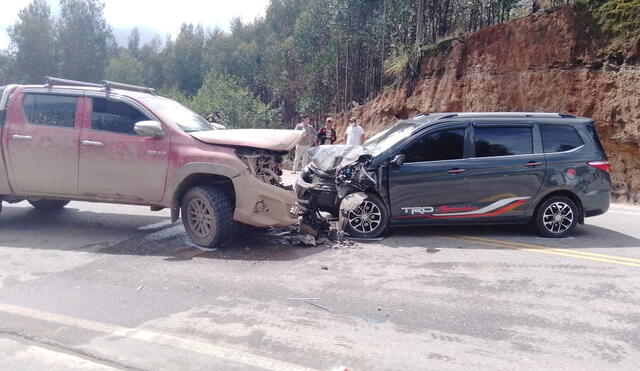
[334,6,640,204]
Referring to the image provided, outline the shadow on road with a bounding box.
[0,206,328,262]
[380,223,640,250]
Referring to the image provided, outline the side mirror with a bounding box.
[134,120,165,138]
[391,154,405,167]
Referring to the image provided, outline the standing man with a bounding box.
[293,115,317,173]
[317,117,337,145]
[345,117,365,146]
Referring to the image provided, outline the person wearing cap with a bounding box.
[317,117,337,145]
[293,115,317,173]
[345,117,365,146]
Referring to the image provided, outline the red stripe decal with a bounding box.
[436,205,478,213]
[396,199,527,220]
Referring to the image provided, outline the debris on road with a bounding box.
[287,297,321,301]
[306,301,334,313]
[360,316,380,324]
[136,285,144,292]
[299,210,331,238]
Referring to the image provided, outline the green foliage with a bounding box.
[582,0,640,38]
[172,24,206,96]
[7,0,637,129]
[104,51,145,85]
[7,0,56,83]
[186,73,281,128]
[384,50,410,80]
[127,28,141,58]
[0,52,14,85]
[56,0,113,81]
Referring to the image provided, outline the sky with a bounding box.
[0,0,270,50]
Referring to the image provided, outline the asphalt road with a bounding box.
[1,176,639,370]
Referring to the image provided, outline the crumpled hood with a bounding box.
[308,145,366,172]
[190,129,303,152]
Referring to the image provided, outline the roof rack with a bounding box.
[44,76,156,95]
[102,80,156,95]
[45,76,103,88]
[436,112,576,120]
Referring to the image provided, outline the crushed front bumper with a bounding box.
[294,169,340,215]
[232,173,299,227]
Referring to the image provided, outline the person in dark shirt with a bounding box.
[317,117,337,145]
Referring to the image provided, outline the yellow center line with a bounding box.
[460,235,640,264]
[436,235,640,268]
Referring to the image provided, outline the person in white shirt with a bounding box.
[345,117,365,146]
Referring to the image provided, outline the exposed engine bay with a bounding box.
[294,145,386,239]
[296,145,379,214]
[236,147,288,188]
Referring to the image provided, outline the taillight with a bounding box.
[588,161,610,173]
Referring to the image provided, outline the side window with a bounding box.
[22,94,78,127]
[0,87,5,126]
[92,97,149,135]
[474,126,532,157]
[541,125,584,153]
[404,128,465,163]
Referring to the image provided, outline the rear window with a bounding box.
[0,86,5,125]
[584,122,605,153]
[474,126,533,157]
[23,94,78,127]
[541,125,584,153]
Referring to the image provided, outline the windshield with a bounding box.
[141,97,213,133]
[362,121,420,156]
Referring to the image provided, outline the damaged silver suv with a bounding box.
[295,113,611,239]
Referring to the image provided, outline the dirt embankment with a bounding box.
[333,6,640,204]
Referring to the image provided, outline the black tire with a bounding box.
[533,196,579,238]
[343,193,389,238]
[181,185,236,249]
[28,199,70,210]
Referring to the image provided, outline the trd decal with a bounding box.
[396,197,530,219]
[400,206,435,215]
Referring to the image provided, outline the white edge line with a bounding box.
[0,302,317,371]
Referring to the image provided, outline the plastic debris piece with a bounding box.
[360,316,380,324]
[306,301,334,313]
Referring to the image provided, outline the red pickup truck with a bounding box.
[0,78,302,248]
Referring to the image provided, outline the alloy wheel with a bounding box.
[542,201,574,234]
[348,200,382,234]
[187,198,213,238]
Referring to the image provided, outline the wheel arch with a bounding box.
[532,189,584,224]
[170,163,240,222]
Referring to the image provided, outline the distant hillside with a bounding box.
[333,5,640,204]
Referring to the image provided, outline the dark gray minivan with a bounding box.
[296,112,611,238]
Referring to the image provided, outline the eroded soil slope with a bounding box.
[335,6,640,203]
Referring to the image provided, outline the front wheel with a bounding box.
[181,185,235,249]
[28,199,70,210]
[343,193,389,238]
[533,196,579,238]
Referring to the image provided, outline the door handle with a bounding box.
[525,161,543,167]
[447,168,466,174]
[81,140,104,147]
[12,135,32,140]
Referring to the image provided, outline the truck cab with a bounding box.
[0,78,303,248]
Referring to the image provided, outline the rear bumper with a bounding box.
[583,188,610,218]
[232,174,298,227]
